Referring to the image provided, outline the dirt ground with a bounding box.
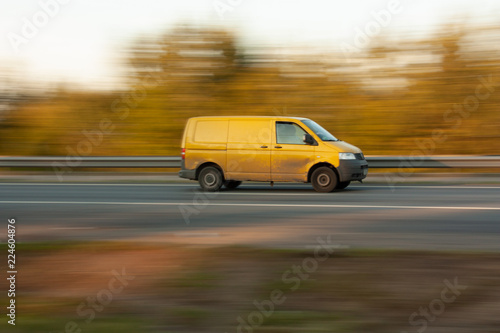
[3,242,500,332]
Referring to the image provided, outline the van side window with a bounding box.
[276,122,307,145]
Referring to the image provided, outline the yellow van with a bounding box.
[179,116,368,192]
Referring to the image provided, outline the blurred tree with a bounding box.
[0,22,499,157]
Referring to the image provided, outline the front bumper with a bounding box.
[337,159,368,182]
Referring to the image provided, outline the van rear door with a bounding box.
[185,119,228,172]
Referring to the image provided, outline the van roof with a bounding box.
[188,116,309,121]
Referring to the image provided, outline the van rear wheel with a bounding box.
[224,180,242,189]
[311,167,338,193]
[199,166,223,192]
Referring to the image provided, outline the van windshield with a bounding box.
[301,120,339,142]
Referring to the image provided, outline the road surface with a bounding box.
[1,182,499,250]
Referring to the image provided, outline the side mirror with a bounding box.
[303,133,315,145]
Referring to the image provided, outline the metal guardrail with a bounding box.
[366,156,500,168]
[0,156,181,168]
[0,156,499,169]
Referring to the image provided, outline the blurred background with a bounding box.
[1,0,499,157]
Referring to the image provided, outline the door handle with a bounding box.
[260,145,268,148]
[275,146,282,149]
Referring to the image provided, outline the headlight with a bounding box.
[339,152,356,160]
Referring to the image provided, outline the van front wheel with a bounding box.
[199,166,223,192]
[311,167,338,193]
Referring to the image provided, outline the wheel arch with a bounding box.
[307,162,339,183]
[195,162,225,180]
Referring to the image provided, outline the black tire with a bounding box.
[336,181,351,190]
[311,167,338,193]
[224,180,242,189]
[198,166,223,192]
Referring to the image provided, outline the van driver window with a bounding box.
[276,122,307,145]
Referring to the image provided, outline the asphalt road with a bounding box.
[1,182,499,250]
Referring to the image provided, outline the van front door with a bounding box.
[226,120,272,181]
[271,121,315,182]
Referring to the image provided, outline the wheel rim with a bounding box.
[204,173,217,187]
[317,173,331,187]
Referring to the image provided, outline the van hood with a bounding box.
[322,141,362,153]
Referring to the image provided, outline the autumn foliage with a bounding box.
[1,23,499,156]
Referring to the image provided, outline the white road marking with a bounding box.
[0,183,191,187]
[357,185,500,190]
[206,187,500,195]
[1,201,499,211]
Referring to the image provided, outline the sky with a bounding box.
[1,0,500,89]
